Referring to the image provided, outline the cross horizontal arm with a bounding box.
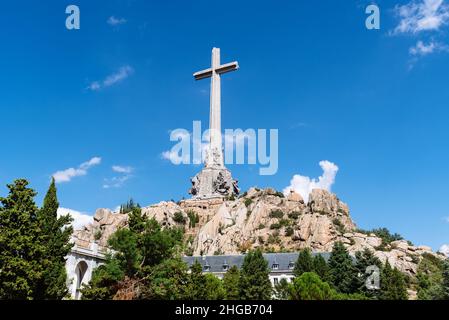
[193,68,213,80]
[215,61,239,75]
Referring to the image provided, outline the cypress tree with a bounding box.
[239,249,272,300]
[35,178,73,299]
[223,265,240,299]
[0,179,44,299]
[293,248,314,277]
[328,241,357,294]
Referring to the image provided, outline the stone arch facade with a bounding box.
[66,243,106,299]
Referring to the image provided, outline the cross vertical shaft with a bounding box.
[193,47,239,169]
[210,48,222,167]
[190,48,240,199]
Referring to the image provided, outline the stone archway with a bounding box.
[73,260,89,299]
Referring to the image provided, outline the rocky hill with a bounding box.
[73,187,445,276]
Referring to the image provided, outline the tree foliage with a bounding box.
[442,260,449,299]
[239,249,272,300]
[0,179,72,300]
[379,261,408,300]
[354,249,382,298]
[81,208,184,299]
[274,278,290,300]
[416,253,445,300]
[223,265,240,300]
[293,248,314,277]
[289,272,335,300]
[35,178,73,299]
[0,179,42,299]
[328,242,357,294]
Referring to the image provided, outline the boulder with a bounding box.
[287,191,304,203]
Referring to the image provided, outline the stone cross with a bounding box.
[194,48,239,168]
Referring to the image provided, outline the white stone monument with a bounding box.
[189,48,240,199]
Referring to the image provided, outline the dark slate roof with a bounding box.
[183,252,331,273]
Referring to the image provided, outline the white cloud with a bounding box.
[57,207,92,230]
[107,16,127,26]
[439,244,449,256]
[103,175,131,189]
[112,165,133,174]
[393,0,449,34]
[52,157,102,183]
[409,40,437,55]
[88,66,134,91]
[409,40,449,55]
[103,165,134,189]
[283,160,339,203]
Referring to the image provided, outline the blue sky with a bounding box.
[0,0,448,252]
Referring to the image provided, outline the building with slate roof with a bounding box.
[183,252,331,286]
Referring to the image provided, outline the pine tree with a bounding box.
[415,253,444,300]
[379,261,408,300]
[313,254,330,282]
[239,249,272,300]
[128,206,146,234]
[204,274,225,300]
[35,178,73,299]
[328,241,357,294]
[223,265,240,299]
[188,260,208,299]
[0,179,44,299]
[293,248,314,277]
[354,248,382,298]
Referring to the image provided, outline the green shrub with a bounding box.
[267,234,280,244]
[269,210,284,219]
[357,227,403,245]
[187,210,200,228]
[270,223,281,230]
[332,218,346,234]
[285,227,294,237]
[94,229,102,240]
[275,191,285,198]
[173,211,186,224]
[279,219,290,227]
[258,223,265,230]
[244,198,253,208]
[288,211,301,220]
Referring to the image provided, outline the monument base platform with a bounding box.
[189,167,239,199]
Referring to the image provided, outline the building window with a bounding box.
[223,263,229,271]
[273,278,279,285]
[288,261,295,270]
[272,263,279,270]
[204,264,210,271]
